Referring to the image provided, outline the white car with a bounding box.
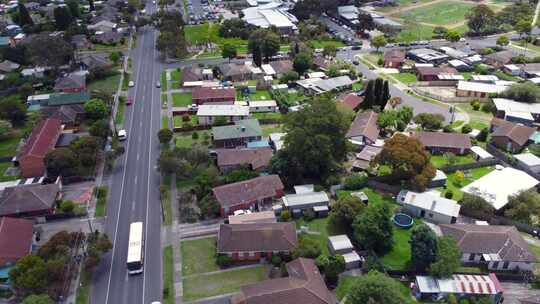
[118,129,127,141]
[128,80,135,87]
[233,210,252,216]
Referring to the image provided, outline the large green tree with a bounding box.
[373,133,436,192]
[54,6,73,30]
[84,99,108,120]
[504,189,540,224]
[315,254,345,285]
[347,271,408,304]
[248,29,280,66]
[26,33,74,71]
[293,51,312,75]
[410,224,439,271]
[328,196,365,234]
[222,43,237,62]
[268,97,350,184]
[353,203,393,255]
[9,255,48,297]
[0,95,26,126]
[466,4,497,35]
[430,236,461,277]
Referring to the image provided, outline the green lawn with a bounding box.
[430,154,475,168]
[448,120,464,129]
[172,92,193,107]
[175,131,211,148]
[75,269,91,304]
[381,220,423,271]
[352,82,363,91]
[395,23,435,42]
[295,217,337,256]
[442,166,494,200]
[392,72,418,84]
[307,39,346,49]
[456,104,493,129]
[261,124,283,136]
[529,243,540,260]
[160,71,167,92]
[238,90,272,101]
[162,116,169,129]
[162,183,172,226]
[163,245,174,304]
[88,73,121,94]
[336,188,398,210]
[95,188,107,218]
[171,69,182,82]
[182,266,268,301]
[0,136,20,158]
[396,1,474,26]
[116,96,126,125]
[460,72,473,80]
[252,112,283,122]
[180,237,219,276]
[184,23,248,54]
[0,162,17,182]
[173,115,183,128]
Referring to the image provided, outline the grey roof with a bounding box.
[515,153,540,167]
[212,119,262,141]
[282,192,329,208]
[398,190,460,218]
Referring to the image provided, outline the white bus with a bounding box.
[127,222,144,275]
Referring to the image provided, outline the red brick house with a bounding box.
[231,258,336,304]
[384,49,406,68]
[413,131,472,155]
[416,67,458,81]
[213,175,284,216]
[0,217,33,267]
[490,120,535,153]
[338,93,364,111]
[0,181,61,218]
[54,73,86,93]
[346,110,379,146]
[18,118,63,178]
[215,147,274,173]
[192,87,236,105]
[217,222,298,262]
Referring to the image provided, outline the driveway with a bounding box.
[501,281,540,304]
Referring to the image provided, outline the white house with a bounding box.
[396,190,460,224]
[196,104,250,126]
[514,153,540,174]
[248,100,278,113]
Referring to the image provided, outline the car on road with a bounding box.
[128,80,135,87]
[351,45,362,50]
[126,97,133,105]
[352,60,359,65]
[156,81,160,88]
[118,129,127,141]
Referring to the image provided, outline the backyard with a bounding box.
[237,89,272,101]
[295,217,337,256]
[441,166,494,200]
[430,153,475,168]
[336,275,418,303]
[87,73,121,94]
[380,219,423,271]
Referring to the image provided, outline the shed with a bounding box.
[282,192,330,216]
[515,153,540,174]
[429,170,447,188]
[471,146,494,161]
[328,235,354,255]
[342,251,362,270]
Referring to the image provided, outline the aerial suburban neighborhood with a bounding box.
[4,0,540,302]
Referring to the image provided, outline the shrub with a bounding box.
[477,128,489,142]
[271,255,282,267]
[377,57,384,66]
[444,190,453,199]
[216,254,232,267]
[481,101,496,113]
[443,125,454,133]
[281,210,291,222]
[343,172,368,190]
[303,208,316,221]
[461,124,472,134]
[470,100,481,111]
[59,200,75,213]
[182,114,190,122]
[191,132,199,140]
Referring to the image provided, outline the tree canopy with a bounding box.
[9,255,48,297]
[293,52,313,75]
[328,195,365,234]
[504,189,540,224]
[353,203,393,255]
[430,236,462,277]
[501,82,540,103]
[248,29,280,66]
[26,34,74,70]
[410,224,439,271]
[346,271,408,304]
[466,5,497,35]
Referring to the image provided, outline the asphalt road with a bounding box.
[90,1,163,303]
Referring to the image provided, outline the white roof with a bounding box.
[438,74,464,80]
[461,167,539,210]
[471,146,493,159]
[448,59,468,67]
[249,100,277,108]
[471,75,499,82]
[307,71,326,79]
[27,93,50,102]
[515,153,540,167]
[328,235,354,252]
[433,169,447,181]
[506,110,534,121]
[294,184,314,194]
[242,5,297,29]
[296,76,354,94]
[416,274,502,295]
[282,191,329,207]
[261,64,276,75]
[196,104,250,117]
[399,190,460,218]
[457,81,508,94]
[504,64,520,70]
[342,251,361,264]
[494,80,516,87]
[492,98,540,114]
[529,77,540,84]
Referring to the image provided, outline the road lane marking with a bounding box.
[137,153,140,161]
[134,175,138,185]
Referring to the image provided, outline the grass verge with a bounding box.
[75,268,91,304]
[94,186,108,217]
[163,245,174,304]
[116,96,126,125]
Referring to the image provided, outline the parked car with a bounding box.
[126,97,133,105]
[156,81,160,88]
[128,80,135,87]
[118,129,127,141]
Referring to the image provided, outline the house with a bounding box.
[448,59,472,72]
[413,274,503,304]
[0,182,61,218]
[282,191,330,217]
[296,76,354,95]
[0,217,33,269]
[346,110,379,147]
[407,48,449,64]
[54,73,86,93]
[515,153,540,174]
[461,167,538,210]
[27,92,90,110]
[40,104,85,126]
[192,87,236,105]
[18,118,63,178]
[471,75,499,83]
[397,190,460,224]
[181,67,213,84]
[70,34,93,50]
[456,81,508,99]
[490,120,535,153]
[93,31,122,45]
[196,104,250,126]
[352,145,382,171]
[218,63,253,81]
[269,132,285,151]
[20,67,45,78]
[439,46,468,59]
[88,20,117,32]
[429,169,447,188]
[440,224,537,271]
[337,5,360,28]
[416,66,457,81]
[503,64,521,76]
[241,5,298,35]
[212,119,263,149]
[215,147,273,172]
[493,98,540,124]
[338,93,364,111]
[212,174,284,216]
[268,60,293,76]
[471,146,494,161]
[384,49,406,68]
[413,132,472,155]
[79,53,112,71]
[485,50,515,68]
[0,60,20,73]
[228,211,277,224]
[217,222,297,261]
[247,100,278,113]
[231,258,336,304]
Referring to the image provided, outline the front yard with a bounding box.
[87,73,121,94]
[172,92,193,107]
[174,131,211,148]
[391,72,418,84]
[180,237,219,276]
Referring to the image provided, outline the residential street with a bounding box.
[90,1,163,303]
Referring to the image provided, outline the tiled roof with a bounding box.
[192,87,236,101]
[268,60,293,74]
[491,120,536,146]
[232,258,336,304]
[0,217,33,266]
[346,110,379,142]
[216,147,273,170]
[0,183,59,216]
[54,73,86,90]
[384,49,405,61]
[217,222,297,252]
[213,175,283,209]
[413,131,472,150]
[416,66,458,77]
[440,224,537,263]
[338,93,364,111]
[19,118,62,160]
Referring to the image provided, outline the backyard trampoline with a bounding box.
[392,213,414,228]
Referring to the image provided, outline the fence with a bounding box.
[410,86,488,103]
[366,180,401,195]
[439,159,500,173]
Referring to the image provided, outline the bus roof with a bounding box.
[127,222,143,264]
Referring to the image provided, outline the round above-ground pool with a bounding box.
[392,213,414,228]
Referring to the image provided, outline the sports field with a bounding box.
[395,1,474,26]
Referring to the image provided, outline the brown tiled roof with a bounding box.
[384,49,405,62]
[416,66,458,77]
[54,74,86,91]
[213,175,284,209]
[338,93,364,111]
[217,222,297,253]
[19,118,62,160]
[219,63,252,77]
[346,110,379,142]
[216,148,273,171]
[0,217,33,266]
[491,121,535,146]
[440,224,537,263]
[0,183,59,217]
[192,87,236,101]
[413,131,472,150]
[269,60,293,75]
[491,117,510,130]
[232,258,336,304]
[181,67,203,83]
[356,145,382,161]
[485,50,514,65]
[41,104,85,124]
